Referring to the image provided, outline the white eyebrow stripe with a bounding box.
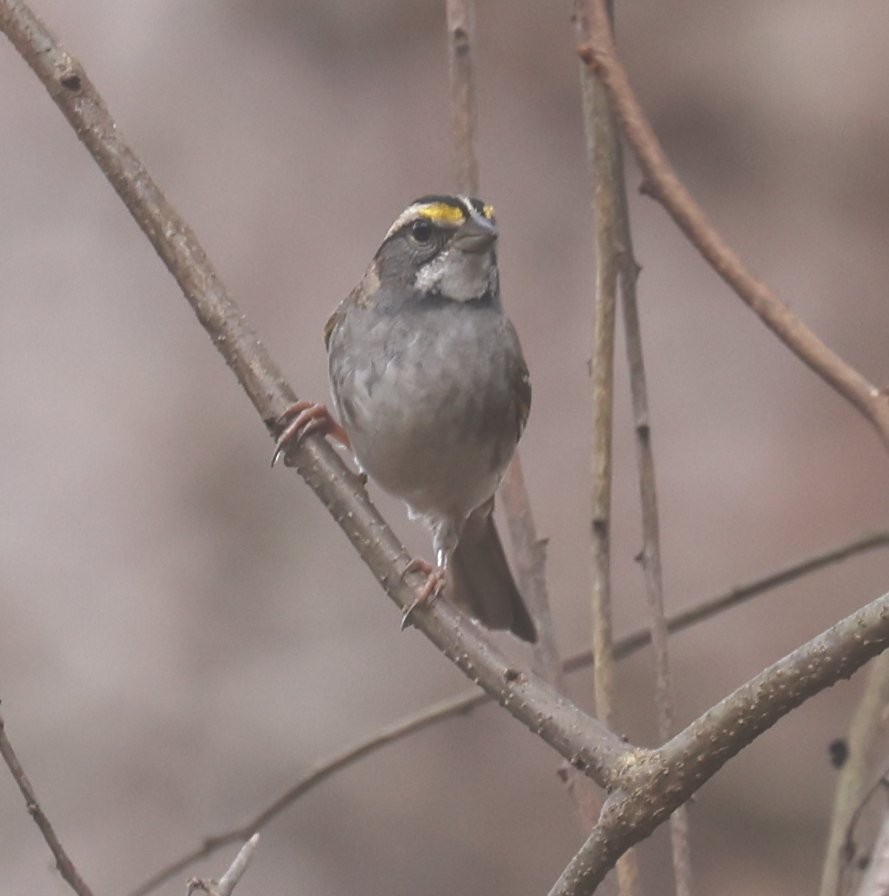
[384,203,426,240]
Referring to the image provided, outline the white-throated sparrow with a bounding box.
[274,195,536,642]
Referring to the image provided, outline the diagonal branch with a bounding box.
[126,690,497,896]
[6,6,889,896]
[578,0,889,451]
[130,529,889,896]
[0,0,631,787]
[551,589,889,896]
[0,711,95,896]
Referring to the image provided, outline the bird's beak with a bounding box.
[451,216,498,254]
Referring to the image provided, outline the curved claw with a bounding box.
[400,560,446,630]
[271,401,350,467]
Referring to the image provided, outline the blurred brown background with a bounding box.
[2,2,889,894]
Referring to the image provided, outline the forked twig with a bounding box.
[6,3,889,894]
[549,590,889,896]
[187,834,259,896]
[0,0,632,793]
[130,531,889,896]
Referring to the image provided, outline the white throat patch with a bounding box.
[414,247,495,302]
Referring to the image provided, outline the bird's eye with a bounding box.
[409,219,434,243]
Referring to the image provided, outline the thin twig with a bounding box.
[445,0,479,195]
[609,531,889,663]
[443,1,559,669]
[129,530,889,896]
[0,711,95,896]
[549,589,889,896]
[187,834,259,896]
[590,3,694,891]
[0,0,632,791]
[216,834,259,896]
[127,691,495,896]
[619,167,694,896]
[840,753,889,896]
[853,809,889,896]
[820,652,889,896]
[578,1,889,450]
[575,0,637,888]
[578,12,618,735]
[7,5,889,894]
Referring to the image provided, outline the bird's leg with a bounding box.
[271,400,351,467]
[400,557,447,630]
[400,527,457,630]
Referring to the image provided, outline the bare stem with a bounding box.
[445,0,479,195]
[576,0,618,736]
[186,834,259,896]
[7,4,889,895]
[0,0,631,791]
[853,809,889,896]
[575,0,636,888]
[0,712,95,896]
[127,691,502,896]
[578,0,889,450]
[599,20,693,896]
[129,529,889,896]
[819,651,889,896]
[443,1,563,688]
[551,590,889,896]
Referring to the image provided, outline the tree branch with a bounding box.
[187,834,259,896]
[0,0,631,789]
[595,8,693,892]
[130,529,889,896]
[853,809,889,896]
[443,0,560,671]
[574,0,637,888]
[7,4,889,894]
[551,590,889,896]
[578,0,889,451]
[127,690,498,896]
[122,525,889,896]
[819,651,889,896]
[445,0,479,195]
[0,710,95,896]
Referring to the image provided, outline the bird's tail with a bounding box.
[449,502,537,643]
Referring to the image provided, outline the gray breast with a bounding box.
[328,298,519,523]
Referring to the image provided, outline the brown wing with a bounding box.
[324,262,380,352]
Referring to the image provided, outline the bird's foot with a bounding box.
[271,400,350,467]
[401,558,446,630]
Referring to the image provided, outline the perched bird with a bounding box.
[274,195,536,642]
